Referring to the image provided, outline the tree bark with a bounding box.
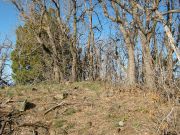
[127,45,136,85]
[100,1,136,85]
[120,26,136,85]
[139,31,155,88]
[166,0,173,83]
[46,26,60,82]
[71,0,78,81]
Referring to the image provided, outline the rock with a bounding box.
[72,96,76,99]
[54,94,64,100]
[54,92,68,100]
[118,121,124,127]
[18,99,27,112]
[37,106,46,112]
[65,81,73,85]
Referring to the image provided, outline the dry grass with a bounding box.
[0,81,179,135]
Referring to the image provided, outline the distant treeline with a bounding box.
[10,0,179,90]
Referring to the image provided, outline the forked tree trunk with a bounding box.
[100,1,136,85]
[120,26,136,85]
[140,32,155,88]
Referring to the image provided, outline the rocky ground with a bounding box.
[0,82,179,135]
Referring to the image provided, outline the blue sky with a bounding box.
[0,0,20,44]
[0,0,21,82]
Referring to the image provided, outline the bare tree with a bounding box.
[99,0,137,85]
[9,0,179,89]
[0,38,13,86]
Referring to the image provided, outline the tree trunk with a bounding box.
[86,0,94,80]
[87,32,93,80]
[120,26,136,85]
[140,31,155,88]
[166,0,173,83]
[71,0,78,82]
[94,45,100,80]
[53,62,60,82]
[167,49,173,80]
[156,10,180,61]
[127,45,136,85]
[46,26,60,82]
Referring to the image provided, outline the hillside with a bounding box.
[0,82,179,135]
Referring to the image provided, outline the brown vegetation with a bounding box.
[0,82,179,135]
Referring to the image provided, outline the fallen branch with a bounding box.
[44,101,66,115]
[0,98,13,107]
[157,107,174,133]
[0,121,7,135]
[19,122,49,129]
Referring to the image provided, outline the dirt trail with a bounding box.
[0,82,179,135]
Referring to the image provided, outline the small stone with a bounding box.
[37,106,45,112]
[118,121,124,127]
[54,92,68,100]
[72,96,76,99]
[54,94,64,100]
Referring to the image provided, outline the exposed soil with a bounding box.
[0,82,179,135]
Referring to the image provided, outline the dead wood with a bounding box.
[19,122,49,129]
[44,101,66,115]
[0,121,7,135]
